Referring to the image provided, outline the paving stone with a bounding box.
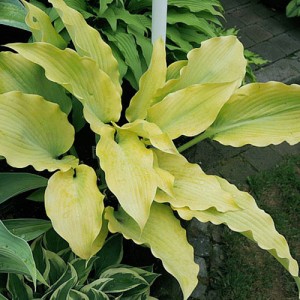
[253,3,277,17]
[242,24,273,43]
[188,236,211,257]
[255,58,300,82]
[258,17,287,35]
[187,219,209,238]
[231,6,263,25]
[271,33,300,55]
[242,146,283,171]
[217,156,257,188]
[223,14,247,29]
[271,142,300,156]
[249,40,286,61]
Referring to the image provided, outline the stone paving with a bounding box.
[184,1,300,299]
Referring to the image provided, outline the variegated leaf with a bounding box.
[0,91,77,172]
[105,203,199,300]
[45,165,107,259]
[206,82,300,146]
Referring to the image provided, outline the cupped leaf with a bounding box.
[0,91,77,172]
[22,0,66,49]
[3,219,51,241]
[176,176,300,282]
[49,0,121,93]
[0,172,47,204]
[157,35,247,99]
[45,164,106,259]
[147,81,238,139]
[7,42,122,133]
[206,82,300,146]
[97,127,158,230]
[0,52,72,114]
[120,119,178,154]
[105,203,199,300]
[126,39,167,122]
[154,150,239,212]
[0,221,37,287]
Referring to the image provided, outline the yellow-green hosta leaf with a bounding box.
[166,60,187,81]
[49,0,121,94]
[176,176,300,281]
[7,42,121,133]
[147,82,238,139]
[154,150,239,212]
[45,165,107,259]
[0,91,77,172]
[206,82,300,146]
[0,51,71,114]
[96,127,158,230]
[120,119,178,154]
[21,0,66,49]
[157,35,247,100]
[126,39,167,121]
[105,203,199,300]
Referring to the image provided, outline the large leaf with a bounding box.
[154,150,239,212]
[22,0,66,49]
[0,221,37,286]
[0,0,29,31]
[0,172,47,204]
[7,42,122,133]
[3,219,51,241]
[126,39,167,122]
[97,127,158,230]
[105,203,199,300]
[49,0,121,93]
[157,35,247,99]
[0,92,77,172]
[176,176,300,284]
[206,82,300,146]
[45,164,107,259]
[0,52,72,114]
[147,81,238,139]
[7,274,33,300]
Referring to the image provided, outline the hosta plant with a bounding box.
[0,0,265,87]
[0,0,300,299]
[0,223,158,299]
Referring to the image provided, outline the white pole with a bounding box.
[151,0,168,44]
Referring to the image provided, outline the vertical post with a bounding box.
[151,0,168,43]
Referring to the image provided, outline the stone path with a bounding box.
[184,1,300,299]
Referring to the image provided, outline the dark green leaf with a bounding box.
[0,173,48,204]
[7,273,33,299]
[3,219,51,241]
[0,221,37,286]
[26,187,45,202]
[94,234,123,276]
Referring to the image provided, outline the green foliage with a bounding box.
[0,229,158,299]
[287,0,300,17]
[0,1,300,299]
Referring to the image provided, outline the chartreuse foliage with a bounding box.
[0,0,300,298]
